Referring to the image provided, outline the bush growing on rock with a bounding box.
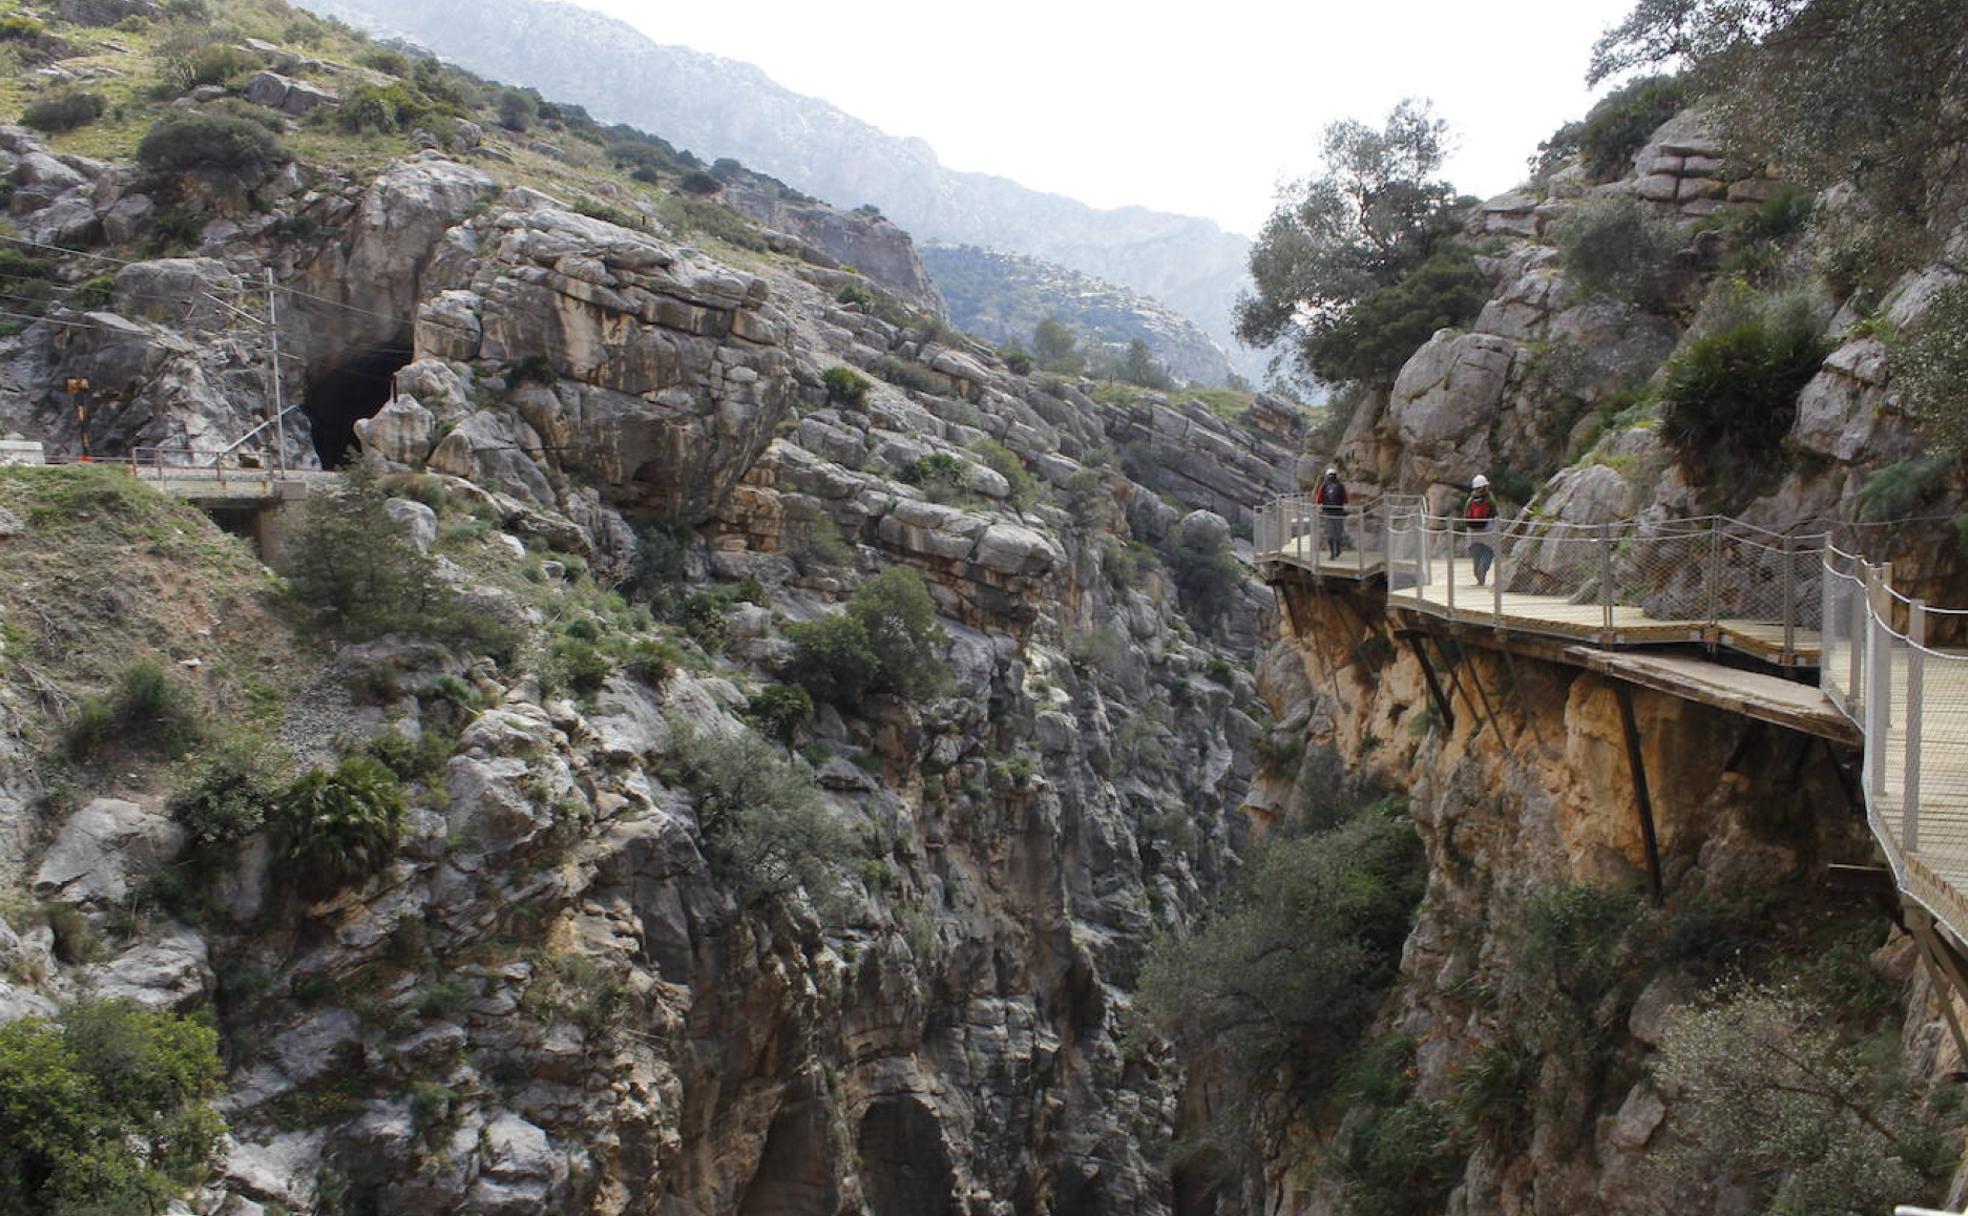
[746,683,814,747]
[1658,289,1828,503]
[0,999,225,1216]
[1651,980,1951,1213]
[168,735,286,846]
[495,87,537,132]
[667,722,859,907]
[1553,196,1679,308]
[1162,517,1244,638]
[972,437,1037,511]
[22,90,107,133]
[337,82,432,135]
[136,111,288,183]
[66,658,204,761]
[269,754,406,890]
[821,365,870,407]
[158,41,255,95]
[281,463,518,658]
[1897,284,1968,454]
[787,566,950,707]
[1308,249,1488,384]
[1138,761,1421,1162]
[1575,75,1689,181]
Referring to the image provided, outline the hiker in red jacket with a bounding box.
[1465,473,1497,586]
[1317,467,1349,560]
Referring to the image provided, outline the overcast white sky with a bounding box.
[574,0,1642,237]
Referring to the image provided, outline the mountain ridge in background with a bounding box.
[294,0,1265,381]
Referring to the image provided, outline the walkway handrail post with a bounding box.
[1848,555,1865,719]
[1492,533,1504,631]
[1600,523,1615,640]
[1865,563,1891,803]
[1446,521,1457,621]
[1781,534,1796,664]
[1906,599,1925,852]
[1705,518,1722,627]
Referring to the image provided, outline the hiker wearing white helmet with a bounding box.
[1465,473,1497,586]
[1317,466,1349,560]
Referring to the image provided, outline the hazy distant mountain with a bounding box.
[295,0,1263,378]
[921,244,1237,387]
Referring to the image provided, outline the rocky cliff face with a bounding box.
[289,0,1264,380]
[0,68,1298,1208]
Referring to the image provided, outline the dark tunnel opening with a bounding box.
[304,344,413,469]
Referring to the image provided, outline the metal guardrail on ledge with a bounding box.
[1380,511,1829,665]
[1823,546,1968,947]
[1256,488,1968,955]
[40,448,333,500]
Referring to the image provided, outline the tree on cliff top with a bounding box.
[1591,0,1968,217]
[1236,99,1478,388]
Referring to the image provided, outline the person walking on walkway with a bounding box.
[1317,467,1349,560]
[1465,473,1497,586]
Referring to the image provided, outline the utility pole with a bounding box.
[265,268,287,475]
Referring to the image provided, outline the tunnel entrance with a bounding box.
[304,344,412,469]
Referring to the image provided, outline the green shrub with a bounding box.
[821,365,870,407]
[43,903,104,965]
[0,999,225,1216]
[1138,789,1422,1157]
[1452,1039,1538,1145]
[359,48,412,77]
[169,737,284,846]
[22,91,107,134]
[337,82,430,134]
[1162,516,1244,637]
[972,437,1037,511]
[622,638,682,687]
[1658,291,1828,500]
[281,464,518,657]
[547,634,612,695]
[67,273,116,312]
[667,722,859,907]
[1553,195,1678,306]
[1577,75,1689,181]
[1518,883,1643,1009]
[162,42,256,94]
[269,755,407,890]
[1897,284,1968,454]
[784,502,853,571]
[678,170,721,196]
[495,87,537,132]
[1859,456,1952,522]
[675,594,729,652]
[137,111,288,182]
[1307,249,1488,384]
[787,566,950,707]
[66,659,203,761]
[900,451,969,503]
[0,15,45,41]
[746,684,814,746]
[365,727,455,784]
[1337,1099,1462,1216]
[868,355,947,396]
[1653,980,1950,1214]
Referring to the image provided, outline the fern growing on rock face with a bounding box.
[270,755,406,889]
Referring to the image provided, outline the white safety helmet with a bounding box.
[1471,473,1490,489]
[1325,467,1338,476]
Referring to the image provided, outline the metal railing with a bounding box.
[1379,510,1826,663]
[1823,546,1968,945]
[1261,487,1968,952]
[1253,493,1421,577]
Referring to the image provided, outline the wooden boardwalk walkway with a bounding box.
[1257,499,1968,955]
